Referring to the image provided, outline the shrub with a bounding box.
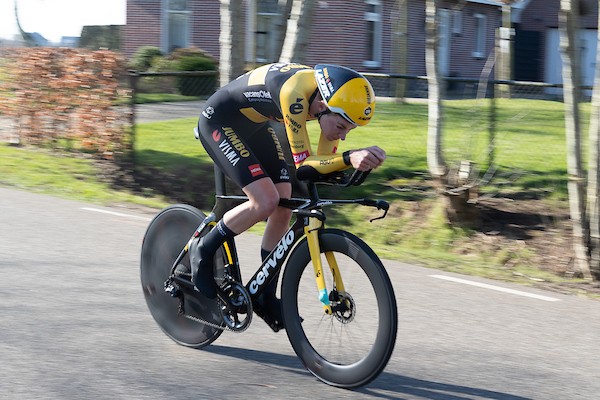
[129,46,163,72]
[172,48,218,96]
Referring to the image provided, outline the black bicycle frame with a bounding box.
[205,164,317,303]
[179,165,388,304]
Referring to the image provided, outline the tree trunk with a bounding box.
[219,0,245,87]
[426,0,479,228]
[586,3,600,281]
[279,0,315,63]
[425,0,446,179]
[559,0,593,279]
[392,0,408,101]
[273,0,293,60]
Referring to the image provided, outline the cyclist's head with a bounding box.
[314,64,375,127]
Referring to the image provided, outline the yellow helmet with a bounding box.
[314,64,375,126]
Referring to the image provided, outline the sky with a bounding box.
[0,0,126,42]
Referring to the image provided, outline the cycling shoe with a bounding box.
[189,236,218,299]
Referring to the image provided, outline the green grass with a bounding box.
[0,146,169,208]
[1,98,574,208]
[1,98,591,293]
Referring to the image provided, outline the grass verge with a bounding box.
[1,99,598,298]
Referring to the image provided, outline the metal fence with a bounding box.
[0,68,569,201]
[128,70,580,199]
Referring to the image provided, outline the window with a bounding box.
[166,0,189,52]
[452,10,462,35]
[255,0,278,62]
[255,12,278,62]
[363,0,382,68]
[472,13,486,59]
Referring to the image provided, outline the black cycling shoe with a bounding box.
[189,236,218,299]
[254,295,284,332]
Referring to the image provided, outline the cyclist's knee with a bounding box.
[244,178,284,219]
[247,189,280,218]
[251,195,279,220]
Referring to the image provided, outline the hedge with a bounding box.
[0,48,132,160]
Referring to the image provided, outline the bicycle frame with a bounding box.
[171,166,389,313]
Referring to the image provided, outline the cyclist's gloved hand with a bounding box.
[348,146,386,171]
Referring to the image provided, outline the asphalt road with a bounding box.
[1,187,600,399]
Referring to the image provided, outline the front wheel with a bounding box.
[281,229,398,388]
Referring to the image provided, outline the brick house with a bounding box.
[123,0,505,80]
[513,0,599,88]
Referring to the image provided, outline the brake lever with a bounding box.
[370,208,388,222]
[362,199,389,222]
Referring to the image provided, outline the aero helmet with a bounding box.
[314,64,375,126]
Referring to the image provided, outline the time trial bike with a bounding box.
[140,166,398,388]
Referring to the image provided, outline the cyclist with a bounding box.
[190,63,386,331]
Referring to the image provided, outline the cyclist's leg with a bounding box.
[242,126,292,330]
[245,124,293,252]
[193,121,284,298]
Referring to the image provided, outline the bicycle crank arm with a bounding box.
[169,275,207,300]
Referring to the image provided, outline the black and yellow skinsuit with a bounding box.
[197,62,350,188]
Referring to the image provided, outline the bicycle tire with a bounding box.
[281,229,397,388]
[140,204,225,348]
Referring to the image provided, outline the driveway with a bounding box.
[135,100,204,124]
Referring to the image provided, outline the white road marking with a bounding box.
[81,207,152,222]
[429,274,561,302]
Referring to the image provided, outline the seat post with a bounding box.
[214,165,227,196]
[307,182,320,202]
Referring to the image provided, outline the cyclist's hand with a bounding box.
[349,146,386,171]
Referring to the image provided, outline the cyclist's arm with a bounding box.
[298,134,350,173]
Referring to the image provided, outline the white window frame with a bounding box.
[363,0,382,69]
[472,13,486,59]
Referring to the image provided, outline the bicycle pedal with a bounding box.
[164,280,182,297]
[269,320,284,332]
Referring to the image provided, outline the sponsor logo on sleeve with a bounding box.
[289,102,304,115]
[293,150,310,164]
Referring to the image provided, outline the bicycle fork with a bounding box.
[304,217,345,315]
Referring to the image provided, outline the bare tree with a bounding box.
[392,0,409,100]
[425,0,480,226]
[559,0,593,279]
[278,0,315,63]
[425,0,446,180]
[219,0,245,87]
[273,0,294,60]
[587,1,600,280]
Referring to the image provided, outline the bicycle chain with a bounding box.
[174,285,250,333]
[182,310,230,331]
